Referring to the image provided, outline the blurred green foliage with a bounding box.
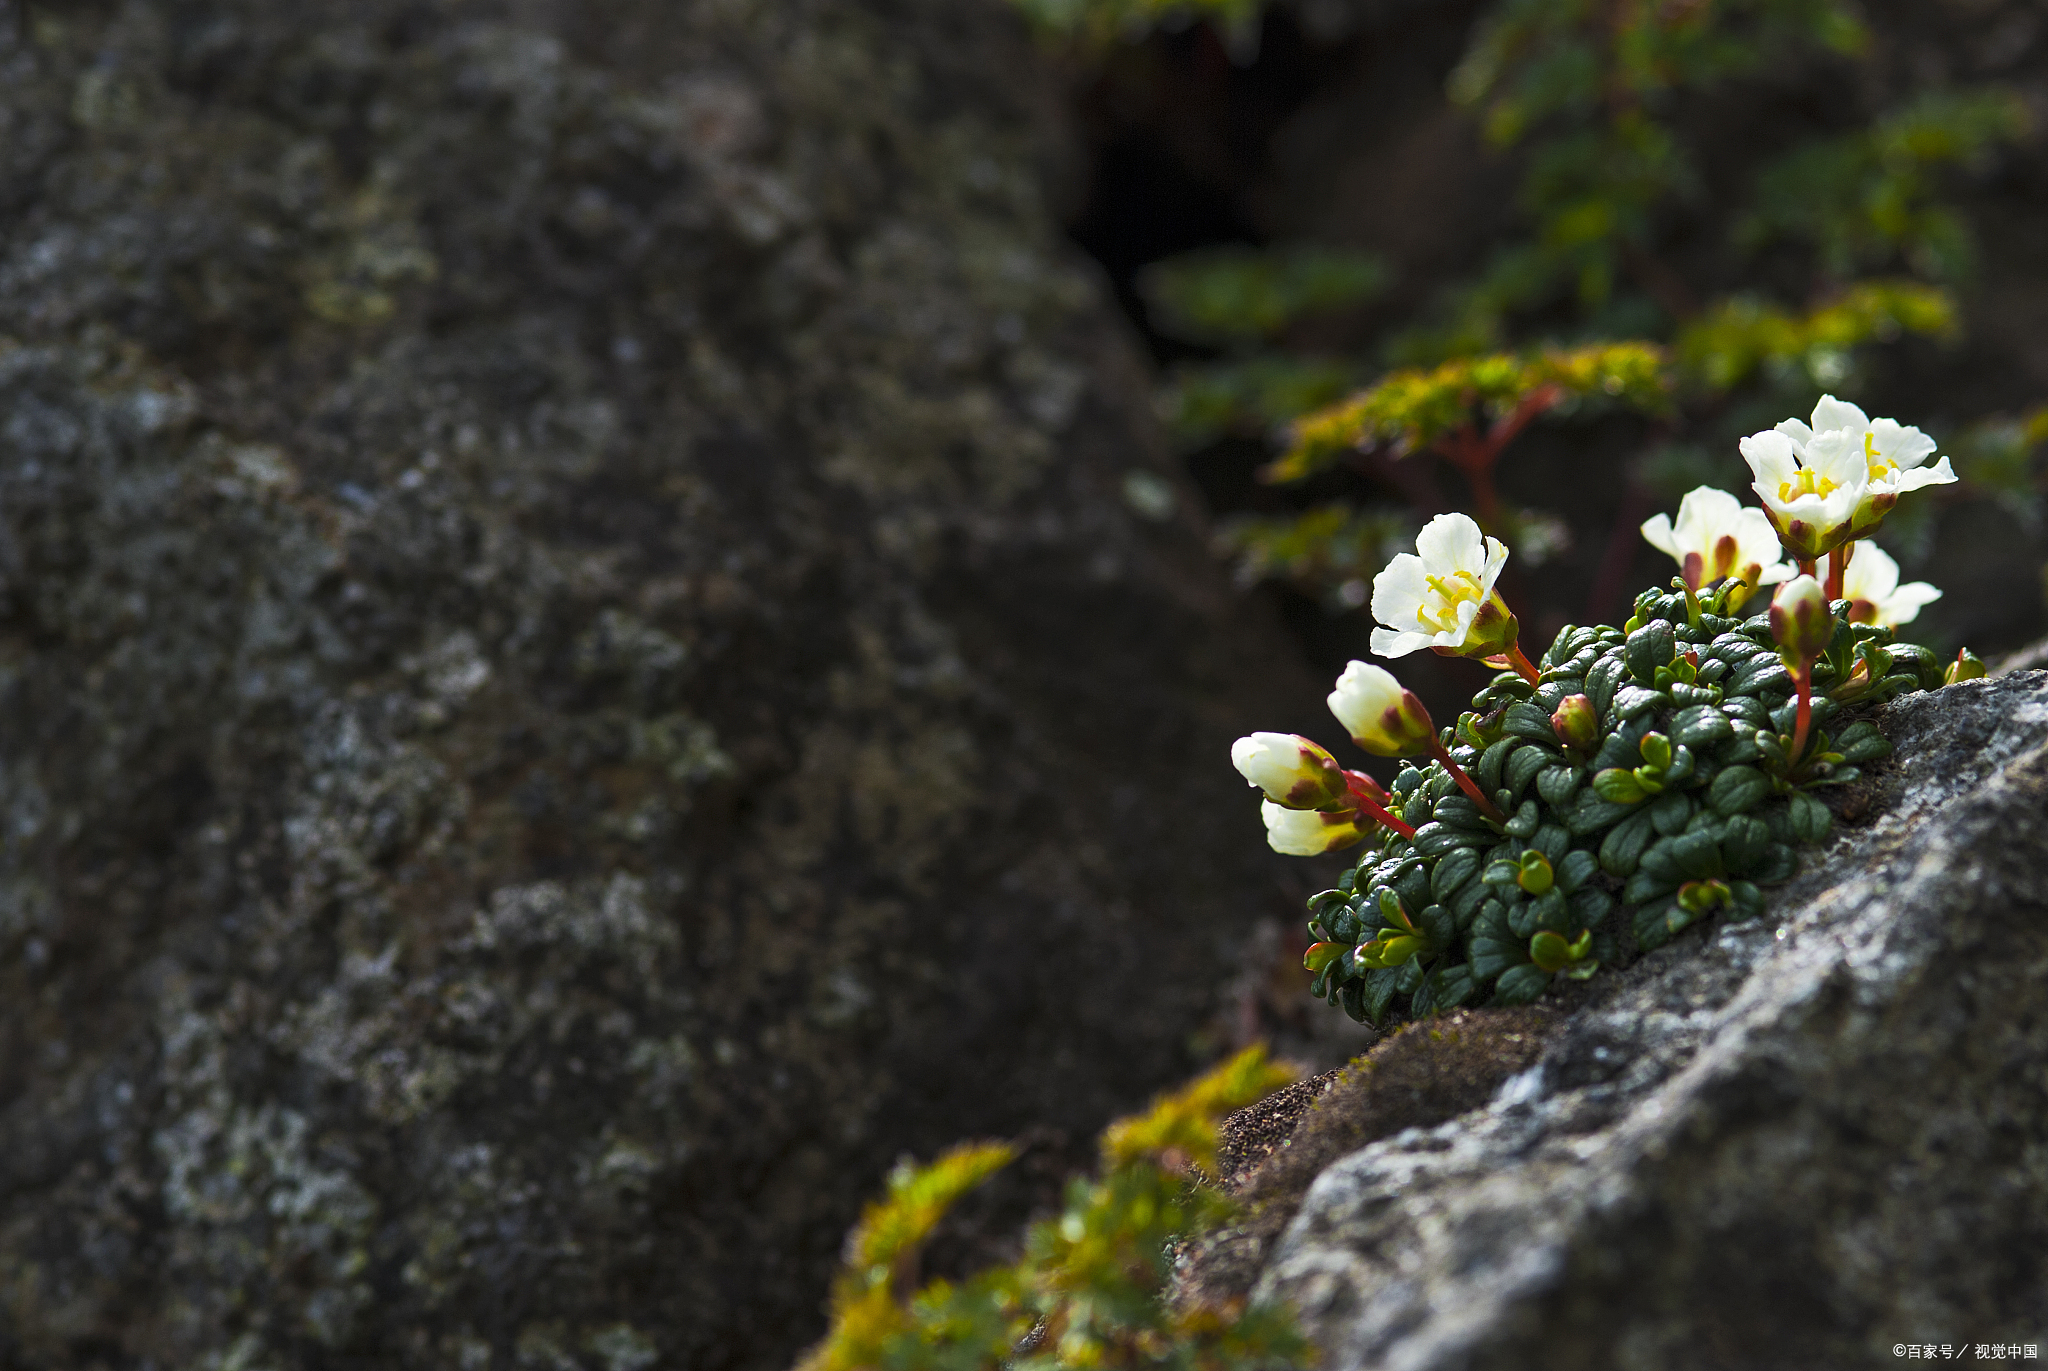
[1215,504,1414,608]
[1012,0,2037,615]
[1011,0,1264,50]
[1671,280,1957,393]
[1740,90,2032,281]
[1273,342,1668,483]
[1159,356,1364,450]
[1139,246,1389,344]
[796,1047,1307,1371]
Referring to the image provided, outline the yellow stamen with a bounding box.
[1864,431,1894,483]
[1416,570,1487,634]
[1777,466,1839,504]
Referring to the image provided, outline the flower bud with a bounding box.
[1768,574,1832,668]
[1346,769,1391,806]
[1260,800,1371,856]
[1327,661,1435,758]
[1551,694,1598,749]
[1231,732,1350,810]
[1944,648,1987,686]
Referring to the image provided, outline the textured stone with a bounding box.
[0,4,1320,1367]
[1260,673,2048,1369]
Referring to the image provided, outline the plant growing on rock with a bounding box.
[795,1047,1308,1371]
[1235,401,1970,1026]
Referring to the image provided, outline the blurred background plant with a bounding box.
[1025,0,2046,694]
[797,1048,1306,1371]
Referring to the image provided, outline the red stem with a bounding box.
[1790,664,1814,766]
[1430,740,1507,824]
[1346,776,1419,842]
[1798,558,1817,581]
[1824,544,1851,602]
[1504,643,1543,686]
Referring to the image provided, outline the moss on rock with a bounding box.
[0,4,1319,1366]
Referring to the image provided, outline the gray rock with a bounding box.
[0,3,1320,1367]
[1260,672,2048,1370]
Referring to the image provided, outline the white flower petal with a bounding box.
[1741,429,1802,495]
[1842,543,1902,602]
[1810,395,1870,434]
[1869,419,1937,470]
[1640,512,1681,560]
[1413,512,1489,577]
[1370,625,1434,658]
[1876,457,1957,495]
[1478,534,1509,594]
[1734,507,1788,570]
[1370,553,1429,626]
[1877,581,1942,625]
[1774,418,1815,451]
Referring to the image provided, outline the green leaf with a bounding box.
[1503,701,1560,742]
[1569,884,1614,929]
[1787,791,1832,843]
[1625,860,1679,903]
[1536,763,1582,806]
[1556,848,1599,894]
[1632,899,1687,951]
[1364,966,1404,1023]
[1506,744,1560,800]
[1670,704,1734,750]
[1710,765,1772,816]
[1593,768,1649,804]
[1753,842,1800,885]
[1625,620,1677,682]
[1598,809,1658,876]
[1492,963,1553,1006]
[1505,798,1542,838]
[1612,685,1671,721]
[1587,654,1627,715]
[1431,847,1483,901]
[1478,738,1519,793]
[1668,829,1726,880]
[1720,814,1772,875]
[1428,964,1477,1012]
[1418,903,1458,952]
[1648,789,1693,835]
[1832,720,1892,765]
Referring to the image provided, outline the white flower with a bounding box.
[1231,732,1349,809]
[1775,395,1955,537]
[1327,661,1436,758]
[1739,423,1869,562]
[1260,799,1371,856]
[1368,513,1514,659]
[1839,542,1941,628]
[1639,486,1792,592]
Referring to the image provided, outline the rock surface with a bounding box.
[1260,672,2048,1369]
[0,3,1322,1367]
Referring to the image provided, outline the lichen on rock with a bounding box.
[0,3,1319,1366]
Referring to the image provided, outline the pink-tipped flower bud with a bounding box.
[1231,732,1351,810]
[1346,770,1391,806]
[1768,574,1832,669]
[1551,693,1598,750]
[1327,661,1435,758]
[1260,800,1372,856]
